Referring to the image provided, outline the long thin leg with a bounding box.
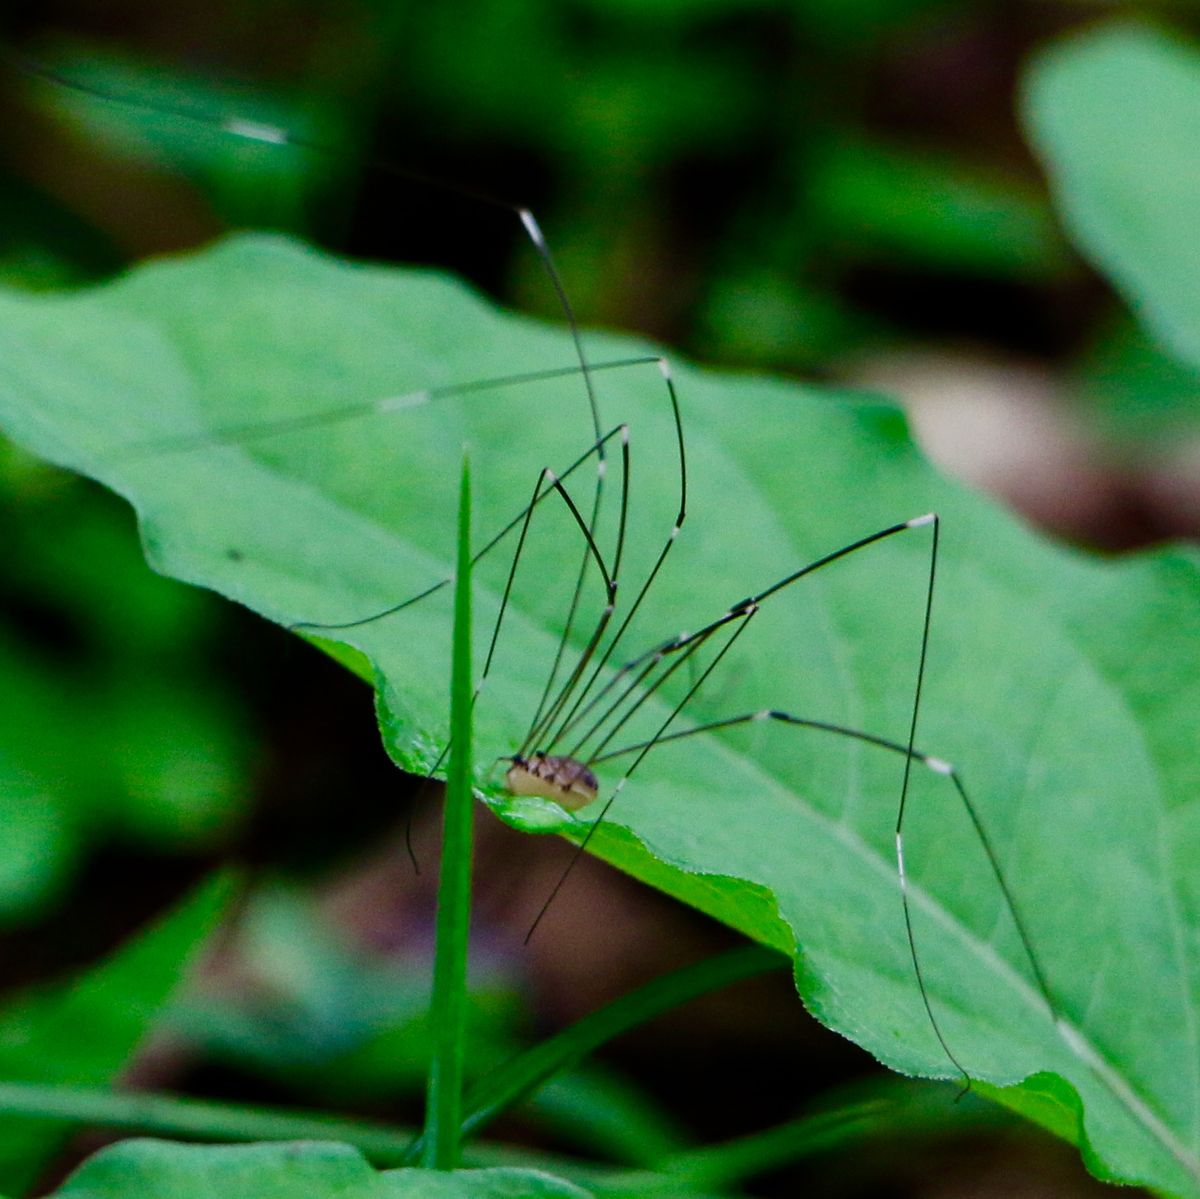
[530,359,688,754]
[886,514,973,1086]
[405,435,629,873]
[551,515,931,760]
[0,46,605,465]
[2,44,640,701]
[109,356,659,462]
[525,513,936,940]
[523,607,757,944]
[294,420,629,636]
[533,508,1062,1088]
[518,426,630,757]
[11,52,705,758]
[589,706,1057,1053]
[515,364,686,766]
[578,605,748,764]
[483,448,624,693]
[563,516,934,765]
[558,630,708,761]
[108,356,665,635]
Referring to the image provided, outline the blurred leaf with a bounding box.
[789,0,951,46]
[385,1166,592,1197]
[0,874,236,1194]
[1074,317,1200,441]
[0,745,71,915]
[0,237,1196,1194]
[696,269,870,368]
[399,4,758,167]
[808,136,1067,279]
[170,887,688,1165]
[0,448,248,909]
[0,636,242,915]
[19,44,351,236]
[48,1140,592,1198]
[572,0,770,27]
[0,180,120,292]
[530,1070,693,1168]
[458,948,774,1158]
[570,0,950,46]
[1023,23,1200,377]
[384,1168,591,1197]
[168,887,503,1085]
[0,633,244,913]
[659,1079,999,1191]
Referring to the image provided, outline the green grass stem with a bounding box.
[0,1081,417,1164]
[461,944,781,1142]
[421,454,476,1169]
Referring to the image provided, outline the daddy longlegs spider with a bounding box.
[4,40,1196,1194]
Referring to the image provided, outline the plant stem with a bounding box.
[657,1080,1006,1191]
[0,1080,417,1164]
[460,944,782,1142]
[0,1081,622,1186]
[400,943,782,1166]
[421,454,475,1170]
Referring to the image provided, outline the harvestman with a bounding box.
[4,44,1070,1100]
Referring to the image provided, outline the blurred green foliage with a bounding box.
[0,443,248,920]
[1024,22,1200,437]
[1,0,1083,364]
[0,3,1199,1195]
[6,2,1199,394]
[0,876,233,1195]
[168,887,693,1166]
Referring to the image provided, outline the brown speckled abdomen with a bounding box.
[505,753,599,810]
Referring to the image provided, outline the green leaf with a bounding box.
[1023,22,1200,377]
[808,135,1067,279]
[1072,316,1200,441]
[0,236,1196,1195]
[385,1166,592,1198]
[0,874,235,1193]
[51,1141,384,1199]
[48,1140,591,1199]
[19,44,349,237]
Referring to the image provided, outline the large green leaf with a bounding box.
[1023,22,1200,379]
[49,1140,591,1198]
[0,236,1196,1194]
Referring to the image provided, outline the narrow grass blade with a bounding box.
[422,454,476,1170]
[404,944,781,1164]
[0,1081,418,1166]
